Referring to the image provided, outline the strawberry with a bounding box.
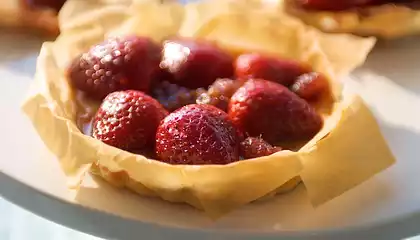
[155,104,241,165]
[290,72,329,100]
[240,137,282,159]
[160,38,234,89]
[228,79,323,144]
[68,35,161,100]
[92,90,168,152]
[234,53,312,87]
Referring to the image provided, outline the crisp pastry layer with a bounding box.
[91,163,303,206]
[284,0,420,38]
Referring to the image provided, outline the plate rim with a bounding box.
[1,171,420,240]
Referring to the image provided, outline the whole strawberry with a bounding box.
[160,38,234,89]
[68,35,161,100]
[228,79,323,144]
[240,137,282,159]
[92,90,168,152]
[235,53,312,87]
[155,104,241,165]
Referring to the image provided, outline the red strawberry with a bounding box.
[68,35,161,100]
[160,38,234,89]
[234,53,312,87]
[228,79,323,144]
[290,72,329,100]
[155,104,241,165]
[240,137,282,159]
[92,90,168,152]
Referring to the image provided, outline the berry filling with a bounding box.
[196,78,244,112]
[68,36,332,164]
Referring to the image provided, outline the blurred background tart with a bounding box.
[284,0,420,38]
[0,0,66,38]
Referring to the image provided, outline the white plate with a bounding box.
[1,31,420,240]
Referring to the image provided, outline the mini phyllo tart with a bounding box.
[23,0,395,218]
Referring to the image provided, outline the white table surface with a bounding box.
[0,197,102,240]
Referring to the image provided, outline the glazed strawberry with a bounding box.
[234,53,312,87]
[290,72,329,100]
[240,137,282,159]
[160,38,234,89]
[92,90,168,152]
[228,79,323,144]
[155,104,241,165]
[68,36,161,100]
